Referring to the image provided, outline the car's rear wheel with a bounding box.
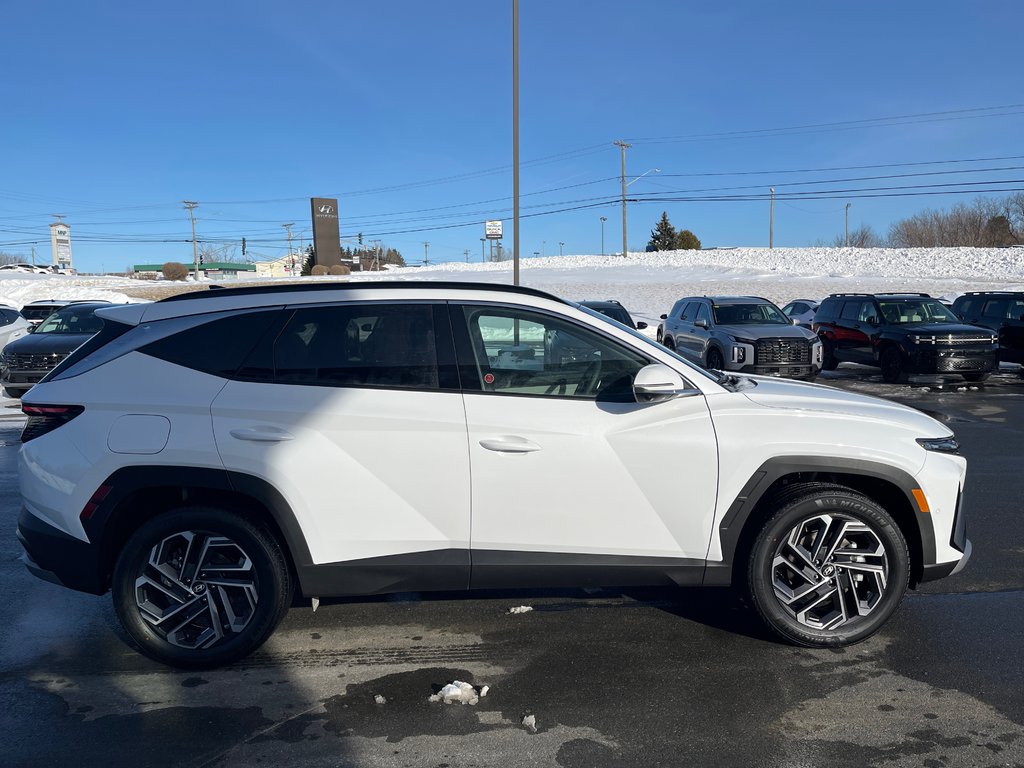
[880,346,908,384]
[747,485,910,647]
[112,507,292,669]
[663,336,675,351]
[820,338,838,371]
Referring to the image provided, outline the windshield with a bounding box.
[877,299,960,324]
[33,305,104,335]
[712,302,789,325]
[586,305,633,326]
[574,303,718,383]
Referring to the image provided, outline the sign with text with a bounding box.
[485,220,503,240]
[310,197,342,267]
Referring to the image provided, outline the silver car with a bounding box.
[661,296,823,380]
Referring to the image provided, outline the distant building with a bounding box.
[132,262,256,279]
[253,253,303,278]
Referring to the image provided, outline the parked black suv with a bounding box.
[951,291,1024,367]
[813,293,998,383]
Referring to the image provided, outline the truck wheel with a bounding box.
[706,347,725,371]
[112,507,293,669]
[747,485,910,647]
[880,347,908,384]
[821,339,838,371]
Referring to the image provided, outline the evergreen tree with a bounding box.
[647,212,678,251]
[675,230,701,250]
[301,246,315,276]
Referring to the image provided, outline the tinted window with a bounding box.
[273,303,441,389]
[34,305,105,335]
[815,300,838,322]
[953,297,976,317]
[679,302,697,320]
[712,302,788,325]
[142,310,281,378]
[0,308,19,326]
[587,305,633,326]
[840,301,862,321]
[695,304,711,325]
[458,306,649,402]
[877,299,959,324]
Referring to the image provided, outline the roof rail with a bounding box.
[157,280,570,305]
[963,290,1023,296]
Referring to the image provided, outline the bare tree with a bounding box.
[832,224,882,247]
[888,196,1020,247]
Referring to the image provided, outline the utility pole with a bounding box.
[183,201,199,280]
[614,140,631,257]
[480,237,486,263]
[845,202,852,247]
[542,240,546,257]
[30,246,36,266]
[282,223,294,274]
[423,241,429,266]
[512,0,520,286]
[769,188,775,250]
[600,216,607,256]
[464,249,470,263]
[559,241,564,256]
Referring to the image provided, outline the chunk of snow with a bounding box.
[508,605,533,614]
[522,714,537,733]
[374,694,387,705]
[429,680,480,705]
[479,685,489,698]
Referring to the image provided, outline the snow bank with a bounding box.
[428,680,486,705]
[0,274,138,309]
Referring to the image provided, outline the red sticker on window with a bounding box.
[483,373,495,384]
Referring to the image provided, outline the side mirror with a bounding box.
[659,313,667,320]
[635,321,648,330]
[633,363,697,402]
[791,318,800,325]
[694,318,709,329]
[867,316,880,326]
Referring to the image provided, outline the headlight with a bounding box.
[917,436,959,454]
[731,345,746,363]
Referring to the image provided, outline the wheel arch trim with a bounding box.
[704,455,935,586]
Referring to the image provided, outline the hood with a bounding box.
[898,322,996,336]
[715,323,816,341]
[2,331,93,356]
[738,375,949,437]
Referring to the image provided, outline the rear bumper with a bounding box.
[17,507,106,595]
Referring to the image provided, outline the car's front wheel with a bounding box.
[747,485,910,647]
[880,346,908,384]
[706,347,725,371]
[962,372,989,382]
[112,507,293,669]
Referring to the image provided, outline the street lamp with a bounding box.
[559,241,564,256]
[627,168,661,187]
[600,216,607,255]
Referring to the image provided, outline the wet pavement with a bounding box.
[1,370,1022,767]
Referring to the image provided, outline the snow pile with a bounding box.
[521,714,538,733]
[0,274,137,309]
[373,694,387,705]
[428,680,488,705]
[507,606,534,614]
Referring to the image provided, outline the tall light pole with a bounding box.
[183,201,199,280]
[282,223,294,274]
[542,240,546,257]
[845,202,852,247]
[559,241,564,256]
[614,140,631,257]
[512,0,520,286]
[769,188,775,249]
[423,241,430,266]
[480,237,486,263]
[600,216,607,255]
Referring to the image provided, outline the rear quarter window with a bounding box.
[141,310,282,378]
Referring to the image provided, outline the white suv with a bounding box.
[17,282,970,668]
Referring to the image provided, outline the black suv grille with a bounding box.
[3,352,68,371]
[755,339,811,365]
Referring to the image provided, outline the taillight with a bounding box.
[21,404,84,442]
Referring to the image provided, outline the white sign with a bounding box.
[485,220,503,240]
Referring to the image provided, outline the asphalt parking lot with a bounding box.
[1,368,1022,768]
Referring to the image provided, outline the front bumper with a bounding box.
[736,363,819,380]
[1,369,49,388]
[905,347,997,374]
[17,507,106,594]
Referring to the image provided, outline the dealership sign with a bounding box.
[485,220,503,240]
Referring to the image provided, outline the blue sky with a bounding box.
[2,1,1023,272]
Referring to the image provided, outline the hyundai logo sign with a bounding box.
[318,204,334,215]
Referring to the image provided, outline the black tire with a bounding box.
[3,387,28,398]
[706,347,725,371]
[880,346,908,384]
[112,507,293,669]
[747,484,910,647]
[663,336,675,351]
[820,338,838,371]
[962,372,989,382]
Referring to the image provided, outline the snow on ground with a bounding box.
[0,274,137,308]
[349,247,1024,332]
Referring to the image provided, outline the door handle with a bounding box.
[230,427,295,443]
[479,436,542,453]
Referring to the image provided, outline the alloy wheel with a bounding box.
[770,513,889,631]
[134,530,259,650]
